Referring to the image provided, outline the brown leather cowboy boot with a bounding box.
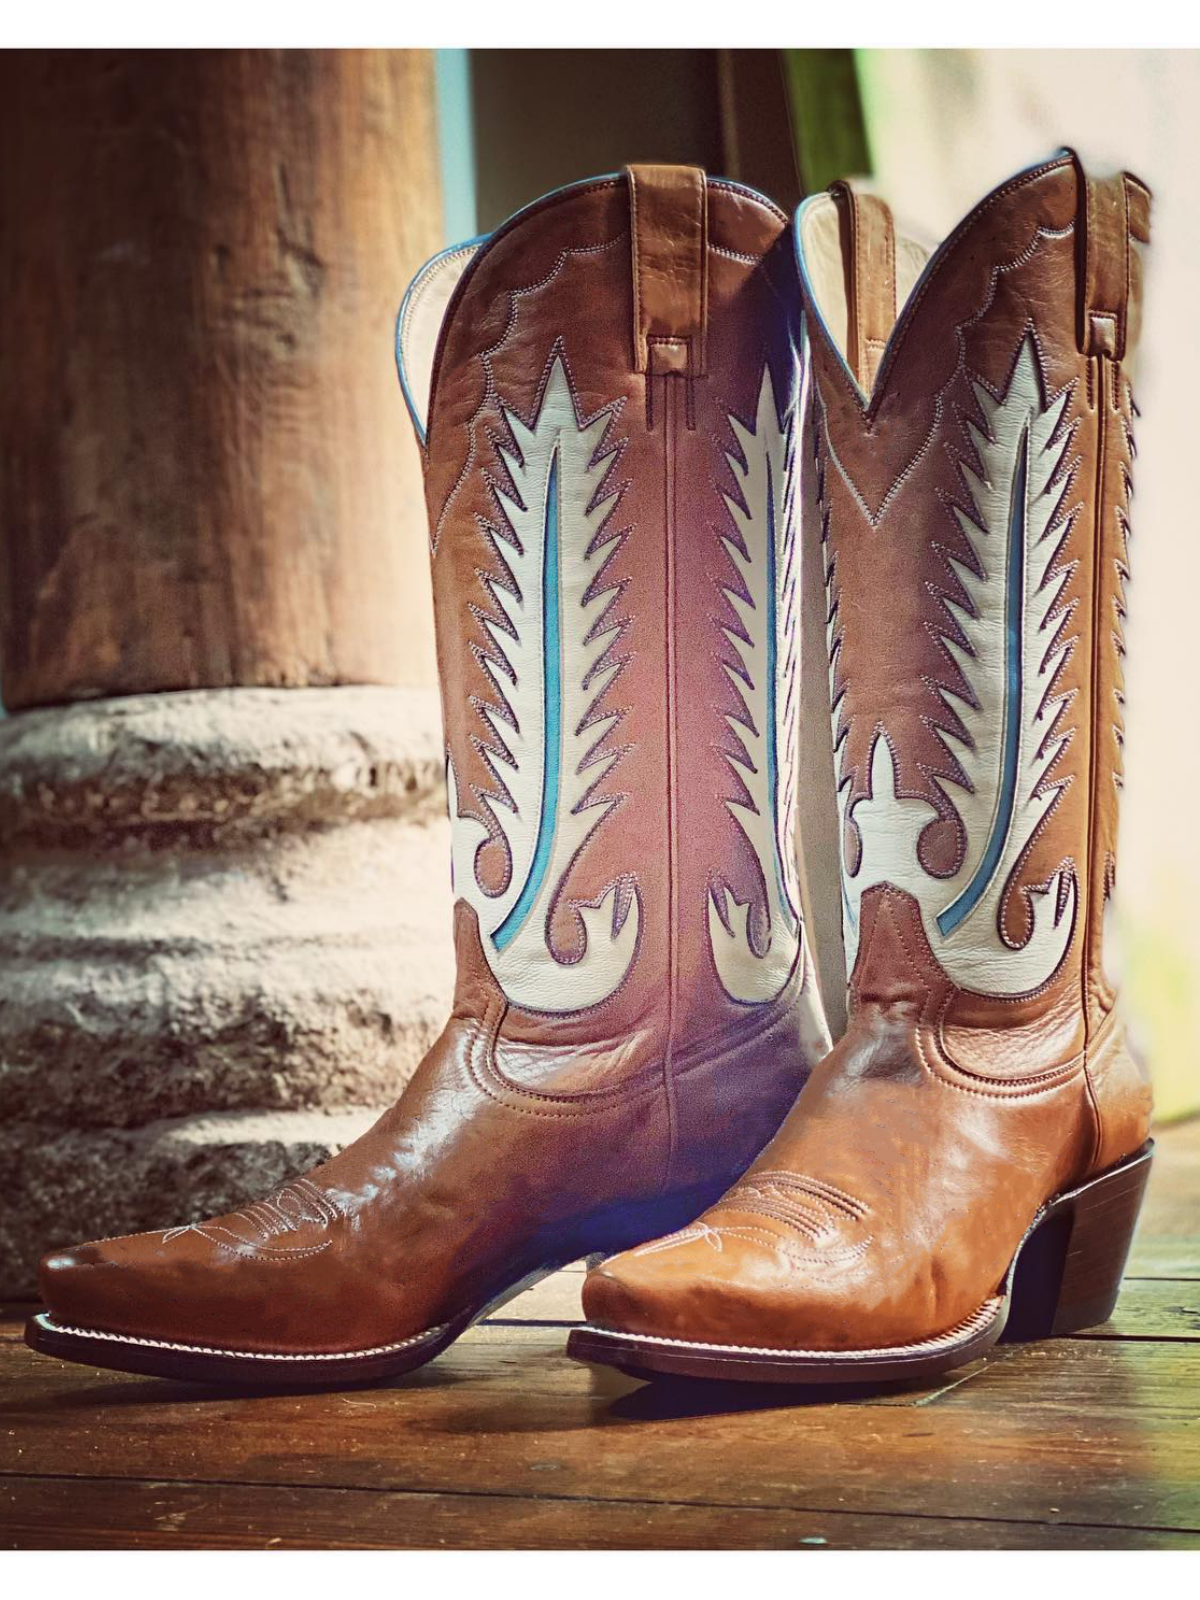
[570,152,1155,1384]
[26,166,830,1385]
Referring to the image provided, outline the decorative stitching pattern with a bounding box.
[629,1219,871,1272]
[811,155,1071,418]
[827,331,1082,998]
[817,223,1074,530]
[431,234,627,553]
[717,1170,871,1255]
[162,1178,342,1255]
[707,363,804,1005]
[708,178,788,226]
[1087,373,1138,1017]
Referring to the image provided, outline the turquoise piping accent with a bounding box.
[842,872,858,932]
[493,448,562,952]
[937,424,1029,937]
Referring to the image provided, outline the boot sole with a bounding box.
[24,1307,468,1388]
[23,1255,583,1389]
[566,1140,1154,1387]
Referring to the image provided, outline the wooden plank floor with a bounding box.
[3,1120,1199,1550]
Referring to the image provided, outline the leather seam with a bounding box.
[629,168,644,370]
[670,976,802,1083]
[1081,356,1115,1168]
[470,1009,663,1118]
[662,371,680,1192]
[711,243,762,265]
[580,1295,1001,1358]
[707,178,788,225]
[915,1018,1084,1102]
[475,979,803,1115]
[39,1316,449,1361]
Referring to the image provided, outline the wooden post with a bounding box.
[0,48,441,708]
[0,51,455,1293]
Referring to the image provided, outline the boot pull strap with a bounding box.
[1073,152,1152,361]
[627,164,708,380]
[829,180,897,393]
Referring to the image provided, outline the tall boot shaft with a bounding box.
[400,167,829,1068]
[800,154,1150,1074]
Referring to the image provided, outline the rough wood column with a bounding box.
[0,51,455,1293]
[0,48,439,705]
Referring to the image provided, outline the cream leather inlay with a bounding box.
[708,366,805,1006]
[448,353,638,1013]
[397,241,482,438]
[832,334,1079,996]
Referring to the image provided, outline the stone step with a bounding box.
[0,684,460,1296]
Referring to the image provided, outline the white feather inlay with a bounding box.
[836,334,1079,996]
[707,365,804,1004]
[448,353,638,1013]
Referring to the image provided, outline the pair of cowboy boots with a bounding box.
[27,150,1153,1390]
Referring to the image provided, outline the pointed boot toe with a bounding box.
[573,1214,866,1379]
[581,1237,727,1341]
[33,1226,233,1358]
[36,1233,180,1340]
[28,1231,236,1377]
[570,1150,1020,1384]
[38,1241,121,1329]
[25,1191,461,1387]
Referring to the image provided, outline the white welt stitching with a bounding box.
[38,1315,450,1362]
[580,1296,1002,1359]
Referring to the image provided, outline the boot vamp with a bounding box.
[38,996,807,1355]
[38,1016,651,1353]
[585,1014,1095,1353]
[40,1199,373,1356]
[39,1101,459,1355]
